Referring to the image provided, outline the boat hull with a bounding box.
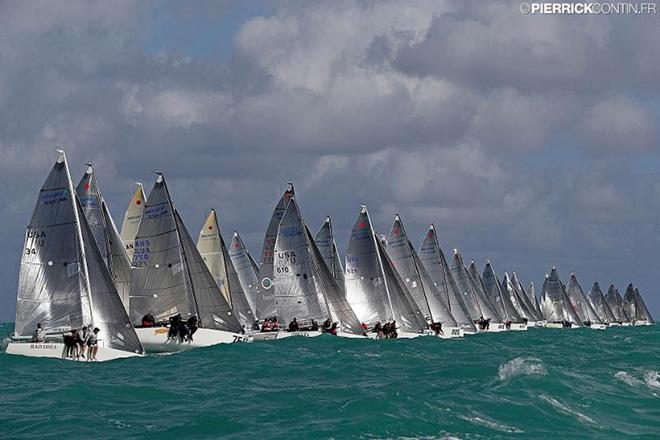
[5,342,141,362]
[435,326,464,339]
[589,323,607,330]
[634,321,653,326]
[608,322,621,327]
[251,330,323,341]
[527,320,546,328]
[509,323,528,331]
[621,322,632,327]
[135,327,248,353]
[545,322,565,329]
[479,322,507,333]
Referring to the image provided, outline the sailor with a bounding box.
[323,318,332,332]
[168,314,183,340]
[262,319,272,332]
[360,322,369,332]
[141,312,156,327]
[272,319,280,331]
[311,319,319,331]
[73,329,85,360]
[382,322,391,338]
[288,317,299,332]
[389,320,398,339]
[505,320,512,330]
[186,315,199,341]
[86,328,100,361]
[328,322,338,336]
[32,323,45,343]
[63,330,75,358]
[252,320,261,331]
[374,322,383,339]
[431,322,443,336]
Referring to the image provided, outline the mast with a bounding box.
[60,150,95,328]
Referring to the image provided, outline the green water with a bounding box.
[1,323,658,439]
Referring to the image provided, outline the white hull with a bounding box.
[621,322,633,327]
[5,342,141,362]
[589,323,607,330]
[634,321,653,326]
[545,322,565,329]
[135,327,248,353]
[251,330,323,341]
[435,326,464,339]
[366,331,424,339]
[527,320,546,328]
[478,323,507,333]
[336,332,368,339]
[509,323,528,331]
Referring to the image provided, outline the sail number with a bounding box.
[276,251,296,264]
[25,230,47,255]
[345,255,359,274]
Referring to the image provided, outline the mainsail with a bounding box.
[623,284,654,323]
[605,284,630,323]
[467,261,502,323]
[386,215,457,326]
[482,262,522,322]
[257,183,294,319]
[418,225,476,332]
[14,151,143,354]
[76,165,132,310]
[539,267,582,325]
[527,282,543,317]
[450,251,501,322]
[566,273,603,324]
[314,217,346,297]
[510,272,542,321]
[128,174,243,333]
[587,282,617,324]
[502,272,537,321]
[228,231,260,318]
[120,182,145,261]
[197,210,255,326]
[344,206,427,333]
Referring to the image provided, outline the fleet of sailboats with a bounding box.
[6,151,656,360]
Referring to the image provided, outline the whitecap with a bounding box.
[644,371,660,390]
[498,357,546,381]
[615,371,642,387]
[459,414,523,434]
[539,394,596,425]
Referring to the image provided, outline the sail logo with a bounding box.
[39,189,67,205]
[144,205,168,219]
[280,224,302,237]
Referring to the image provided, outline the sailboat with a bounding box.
[605,284,631,326]
[418,225,477,334]
[256,183,295,320]
[527,282,543,319]
[623,284,654,326]
[450,251,505,332]
[257,197,365,340]
[314,217,346,297]
[481,262,526,331]
[345,206,429,338]
[509,272,544,326]
[129,173,247,352]
[197,209,256,327]
[539,266,582,328]
[7,151,144,361]
[75,164,132,311]
[228,231,260,322]
[566,273,606,329]
[386,215,463,338]
[587,281,617,326]
[500,272,534,328]
[120,182,145,262]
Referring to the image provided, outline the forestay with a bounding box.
[418,225,476,332]
[257,183,294,319]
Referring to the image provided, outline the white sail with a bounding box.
[587,282,617,324]
[120,182,145,261]
[197,210,256,326]
[344,206,427,333]
[314,217,346,297]
[450,251,501,323]
[502,272,537,321]
[510,272,542,321]
[482,262,522,322]
[228,231,260,318]
[418,225,476,332]
[566,273,603,325]
[605,284,630,323]
[75,165,132,310]
[527,282,543,317]
[14,151,143,354]
[623,284,654,323]
[633,287,654,324]
[128,174,243,333]
[257,183,294,319]
[539,267,582,325]
[386,215,458,327]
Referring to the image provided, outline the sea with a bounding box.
[1,323,658,439]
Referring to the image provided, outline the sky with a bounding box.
[1,0,659,321]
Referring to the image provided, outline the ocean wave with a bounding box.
[615,371,643,387]
[539,394,597,425]
[498,357,546,381]
[459,414,523,434]
[644,371,660,390]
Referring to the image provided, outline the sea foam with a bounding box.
[498,357,546,381]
